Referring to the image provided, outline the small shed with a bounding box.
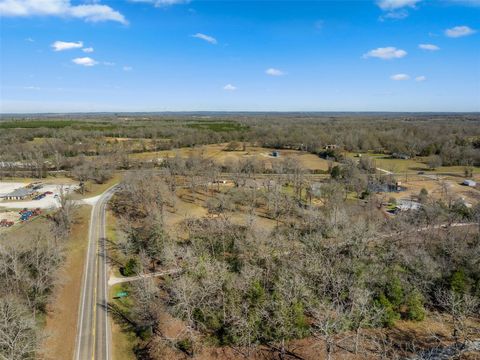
[271,150,280,158]
[463,179,476,187]
[2,188,34,200]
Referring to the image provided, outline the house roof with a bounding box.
[3,188,33,198]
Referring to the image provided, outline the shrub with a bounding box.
[376,293,400,327]
[121,258,139,277]
[450,269,468,295]
[406,290,426,321]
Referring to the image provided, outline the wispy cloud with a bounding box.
[192,33,217,44]
[377,0,421,20]
[415,75,427,82]
[445,25,476,38]
[380,10,409,20]
[391,73,410,80]
[25,37,34,42]
[0,0,127,24]
[377,0,421,10]
[419,43,440,51]
[52,40,83,51]
[363,47,407,60]
[265,68,285,76]
[82,47,94,53]
[223,84,237,91]
[129,0,190,7]
[123,66,133,71]
[72,57,98,67]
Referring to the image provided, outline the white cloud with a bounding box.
[103,61,115,66]
[445,25,476,38]
[415,75,427,82]
[380,10,409,19]
[391,73,410,80]
[25,37,34,42]
[192,33,217,44]
[377,0,421,10]
[363,47,407,60]
[418,43,440,51]
[23,85,40,90]
[123,66,133,71]
[129,0,190,7]
[82,47,94,53]
[265,68,285,76]
[72,57,98,67]
[0,0,127,24]
[377,0,420,20]
[223,84,237,91]
[51,40,83,51]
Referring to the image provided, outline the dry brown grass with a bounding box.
[41,205,91,360]
[130,144,332,172]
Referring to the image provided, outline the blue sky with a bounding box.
[0,0,479,113]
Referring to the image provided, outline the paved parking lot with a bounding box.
[0,182,79,209]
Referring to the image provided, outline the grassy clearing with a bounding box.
[0,175,77,184]
[345,152,479,174]
[69,173,122,200]
[0,212,50,243]
[131,144,332,172]
[41,205,91,360]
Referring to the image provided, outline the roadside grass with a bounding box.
[41,205,91,360]
[109,283,137,360]
[106,210,125,278]
[106,211,138,360]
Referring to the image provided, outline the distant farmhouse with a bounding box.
[392,153,411,160]
[1,188,34,200]
[324,144,338,150]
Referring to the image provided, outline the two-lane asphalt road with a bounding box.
[75,187,116,360]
